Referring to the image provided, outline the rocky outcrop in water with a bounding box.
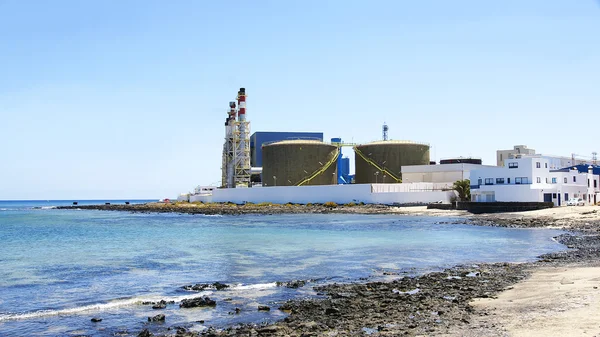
[180,297,216,308]
[148,314,165,322]
[276,280,308,288]
[182,282,229,291]
[56,202,398,216]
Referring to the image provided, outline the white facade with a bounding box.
[402,163,495,184]
[471,156,599,205]
[496,144,587,169]
[190,183,455,205]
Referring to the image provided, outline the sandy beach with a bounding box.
[469,265,600,337]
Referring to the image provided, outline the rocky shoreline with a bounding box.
[137,231,596,337]
[56,202,417,215]
[60,203,599,336]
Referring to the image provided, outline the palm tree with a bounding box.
[453,179,471,202]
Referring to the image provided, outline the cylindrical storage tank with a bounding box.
[262,140,339,187]
[354,141,430,184]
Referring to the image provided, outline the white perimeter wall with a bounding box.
[191,183,454,205]
[474,185,543,202]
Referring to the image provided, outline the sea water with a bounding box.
[0,201,566,336]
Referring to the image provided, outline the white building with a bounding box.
[402,163,495,185]
[497,144,587,169]
[470,156,599,206]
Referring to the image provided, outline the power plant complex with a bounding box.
[218,87,432,189]
[175,87,461,205]
[177,87,600,206]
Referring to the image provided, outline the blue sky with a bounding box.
[1,0,599,199]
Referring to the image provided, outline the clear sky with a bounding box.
[1,0,599,200]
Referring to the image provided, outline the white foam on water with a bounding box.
[230,282,277,291]
[0,292,212,322]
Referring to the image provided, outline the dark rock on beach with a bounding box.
[90,317,102,322]
[148,313,165,322]
[180,296,216,308]
[257,305,271,311]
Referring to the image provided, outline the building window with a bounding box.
[545,163,548,168]
[515,177,528,184]
[496,178,505,184]
[484,178,494,185]
[536,162,541,168]
[573,176,576,183]
[564,177,567,183]
[508,162,518,168]
[507,178,510,184]
[565,193,568,201]
[552,193,557,198]
[552,177,557,184]
[478,178,482,186]
[588,179,590,187]
[536,177,541,183]
[595,180,598,188]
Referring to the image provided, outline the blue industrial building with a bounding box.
[250,131,323,167]
[555,164,600,175]
[330,137,353,184]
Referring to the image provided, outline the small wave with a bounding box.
[31,206,57,210]
[0,292,211,322]
[230,282,277,291]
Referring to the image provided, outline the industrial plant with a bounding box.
[217,87,432,190]
[179,87,600,206]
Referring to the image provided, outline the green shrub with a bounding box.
[324,201,338,208]
[344,202,356,207]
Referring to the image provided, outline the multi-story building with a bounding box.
[471,156,599,205]
[496,144,587,169]
[496,145,536,167]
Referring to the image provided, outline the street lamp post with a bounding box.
[374,171,379,184]
[273,176,277,187]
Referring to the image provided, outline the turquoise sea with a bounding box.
[0,200,565,336]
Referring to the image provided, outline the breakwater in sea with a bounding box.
[57,201,399,215]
